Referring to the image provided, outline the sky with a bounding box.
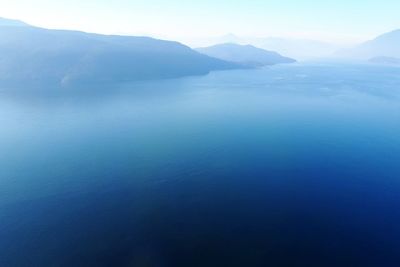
[1,0,399,45]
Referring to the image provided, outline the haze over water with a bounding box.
[1,62,400,266]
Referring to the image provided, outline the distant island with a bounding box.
[196,43,296,67]
[0,18,243,88]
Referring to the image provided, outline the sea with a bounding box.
[1,62,400,266]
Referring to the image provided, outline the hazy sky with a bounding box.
[1,0,399,44]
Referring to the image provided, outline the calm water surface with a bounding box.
[1,62,400,266]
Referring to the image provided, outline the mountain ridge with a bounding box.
[183,34,341,60]
[0,17,29,27]
[335,29,400,59]
[196,43,296,67]
[0,18,242,88]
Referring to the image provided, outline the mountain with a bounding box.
[0,17,29,27]
[196,43,296,67]
[0,18,240,88]
[254,37,340,60]
[369,56,400,65]
[177,34,247,48]
[336,29,400,59]
[180,34,340,60]
[214,34,244,45]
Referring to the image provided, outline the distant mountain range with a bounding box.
[2,16,399,89]
[0,18,241,88]
[336,29,400,59]
[182,34,341,60]
[196,43,296,67]
[255,37,340,60]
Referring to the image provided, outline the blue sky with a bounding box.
[1,0,399,44]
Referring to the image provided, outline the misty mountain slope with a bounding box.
[256,37,340,60]
[196,43,296,67]
[336,29,400,59]
[184,34,339,60]
[0,19,240,87]
[0,17,29,27]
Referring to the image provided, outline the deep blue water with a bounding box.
[1,62,400,267]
